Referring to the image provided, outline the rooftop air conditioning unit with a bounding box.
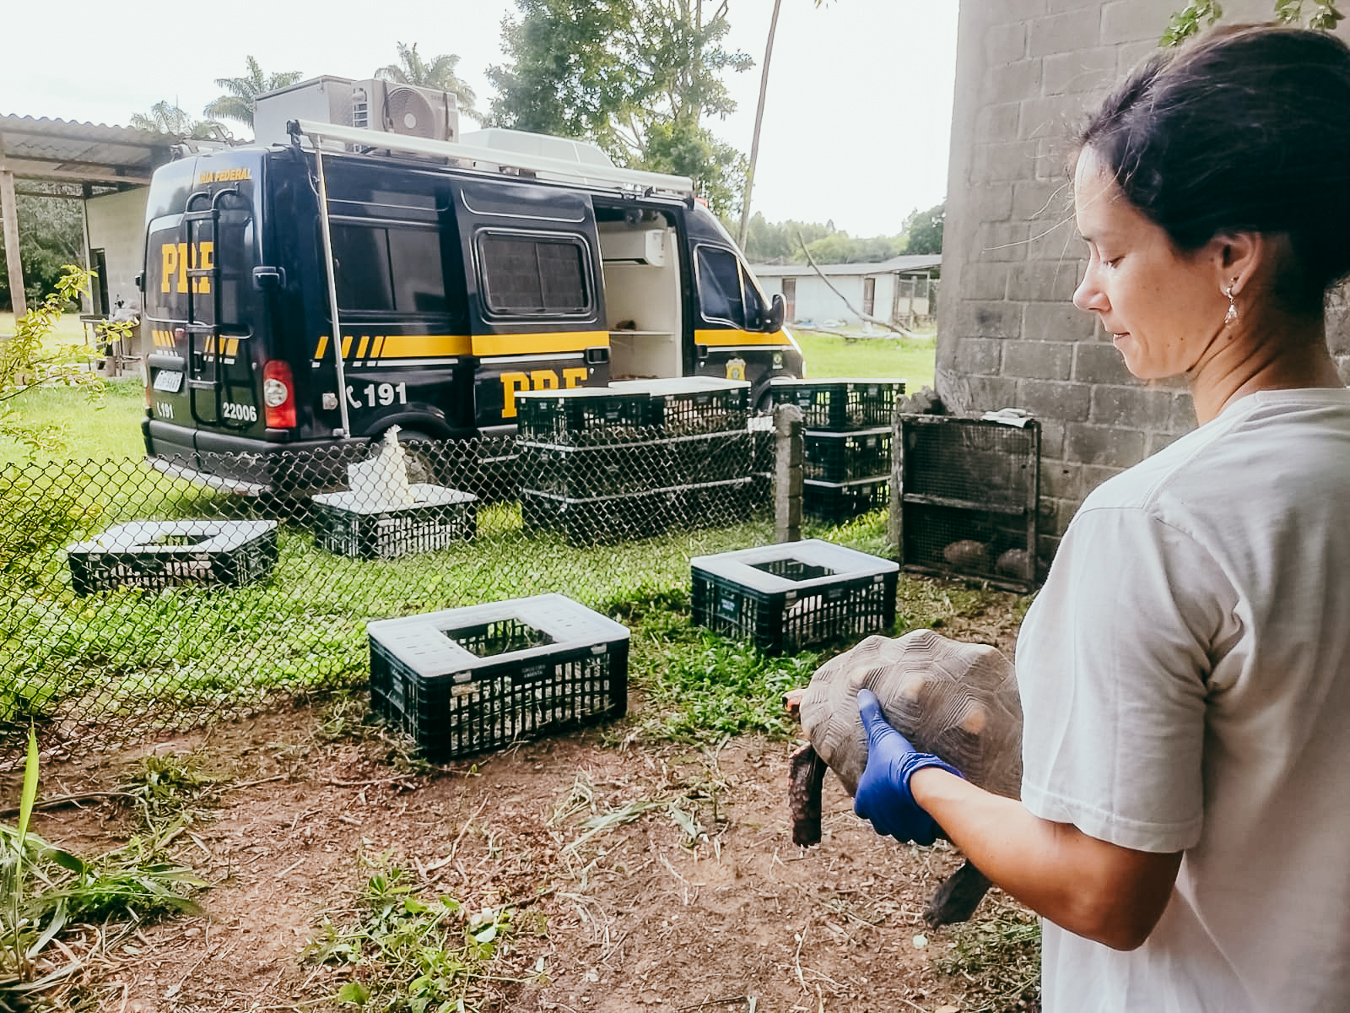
[351,79,459,143]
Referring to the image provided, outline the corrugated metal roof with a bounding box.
[749,253,942,277]
[0,114,179,187]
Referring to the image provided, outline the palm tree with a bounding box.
[204,56,303,129]
[130,101,230,140]
[375,43,479,121]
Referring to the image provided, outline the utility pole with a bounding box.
[737,0,782,252]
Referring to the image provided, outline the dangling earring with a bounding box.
[1224,283,1239,325]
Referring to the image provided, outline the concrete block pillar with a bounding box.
[773,403,804,543]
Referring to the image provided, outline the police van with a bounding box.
[140,75,802,492]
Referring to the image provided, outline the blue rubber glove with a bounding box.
[853,688,964,845]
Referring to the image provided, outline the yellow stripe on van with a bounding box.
[379,334,472,358]
[695,328,790,347]
[470,330,609,357]
[310,334,473,362]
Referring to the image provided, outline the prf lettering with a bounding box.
[160,242,215,294]
[500,367,588,417]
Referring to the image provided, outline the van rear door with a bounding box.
[451,179,610,431]
[143,154,269,463]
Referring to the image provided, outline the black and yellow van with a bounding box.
[140,110,802,491]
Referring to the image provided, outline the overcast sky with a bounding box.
[1,0,958,236]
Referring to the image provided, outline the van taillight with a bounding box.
[262,360,296,428]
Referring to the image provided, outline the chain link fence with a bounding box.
[2,421,784,750]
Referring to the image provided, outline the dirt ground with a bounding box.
[21,607,1036,1013]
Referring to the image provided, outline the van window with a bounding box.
[477,232,590,316]
[697,246,744,326]
[332,223,447,314]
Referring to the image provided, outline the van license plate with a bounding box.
[153,370,184,392]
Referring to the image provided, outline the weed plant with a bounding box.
[934,907,1042,1012]
[307,855,521,1011]
[0,729,205,1006]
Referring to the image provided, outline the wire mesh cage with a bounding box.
[896,415,1041,591]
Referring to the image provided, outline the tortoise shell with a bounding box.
[797,629,1023,800]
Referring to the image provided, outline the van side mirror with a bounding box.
[764,293,786,332]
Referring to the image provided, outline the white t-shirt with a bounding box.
[1017,388,1350,1012]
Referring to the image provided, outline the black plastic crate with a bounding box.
[311,485,477,559]
[667,430,754,485]
[520,487,671,546]
[66,520,278,594]
[649,385,749,436]
[367,594,630,761]
[516,439,670,499]
[768,378,906,431]
[690,539,899,654]
[610,377,751,436]
[803,476,891,524]
[803,427,892,483]
[516,389,654,447]
[669,477,761,530]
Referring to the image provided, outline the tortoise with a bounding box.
[785,629,1023,925]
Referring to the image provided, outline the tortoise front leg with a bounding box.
[924,859,993,925]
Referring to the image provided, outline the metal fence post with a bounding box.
[773,403,803,543]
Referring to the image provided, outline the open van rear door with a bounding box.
[451,179,610,430]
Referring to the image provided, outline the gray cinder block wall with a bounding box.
[938,0,1350,559]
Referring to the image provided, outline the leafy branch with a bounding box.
[1,264,121,454]
[1163,0,1344,45]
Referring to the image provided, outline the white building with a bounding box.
[750,254,941,330]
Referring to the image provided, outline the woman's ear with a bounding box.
[1212,231,1266,296]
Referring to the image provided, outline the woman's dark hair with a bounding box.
[1081,25,1350,312]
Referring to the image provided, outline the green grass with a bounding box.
[0,311,88,344]
[0,377,146,466]
[793,327,936,390]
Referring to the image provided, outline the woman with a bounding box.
[854,24,1350,1011]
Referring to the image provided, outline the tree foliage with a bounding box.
[739,214,912,265]
[129,102,229,140]
[375,43,480,121]
[904,202,945,255]
[0,190,84,311]
[204,56,303,129]
[485,0,753,216]
[1163,0,1343,45]
[1,266,111,455]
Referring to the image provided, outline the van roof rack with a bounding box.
[291,119,696,198]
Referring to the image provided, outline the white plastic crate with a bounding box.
[690,539,899,654]
[312,484,477,559]
[368,593,630,760]
[66,520,278,594]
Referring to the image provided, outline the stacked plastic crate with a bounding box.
[516,387,664,545]
[769,378,906,523]
[516,379,754,545]
[617,377,755,528]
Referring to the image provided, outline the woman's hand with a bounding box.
[854,688,964,844]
